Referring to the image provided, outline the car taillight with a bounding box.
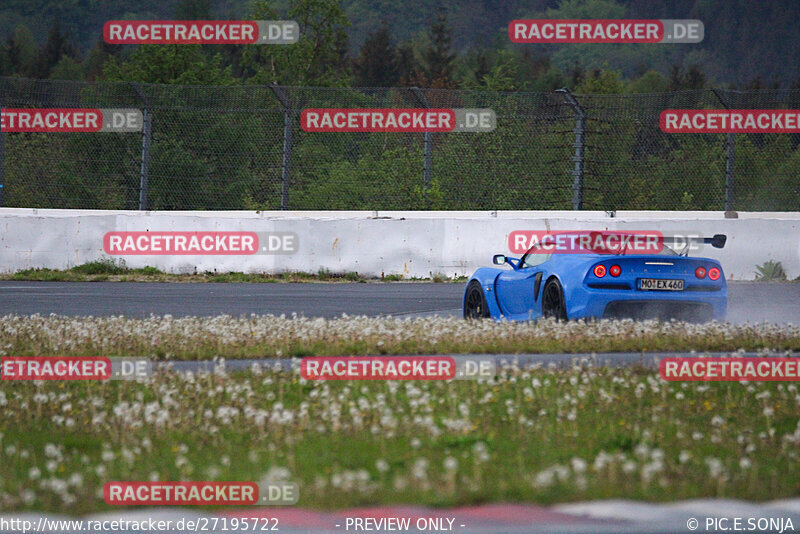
[708,267,721,281]
[695,267,706,279]
[593,264,607,277]
[609,265,621,277]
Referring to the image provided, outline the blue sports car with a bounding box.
[463,234,727,322]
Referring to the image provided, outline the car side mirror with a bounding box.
[493,254,507,265]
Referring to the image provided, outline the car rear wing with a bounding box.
[706,234,727,249]
[659,233,726,255]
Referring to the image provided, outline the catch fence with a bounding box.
[1,77,798,211]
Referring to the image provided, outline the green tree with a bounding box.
[421,8,455,88]
[471,50,523,91]
[545,0,627,18]
[241,0,351,86]
[353,21,398,87]
[49,54,83,80]
[626,70,669,93]
[1,24,37,76]
[31,21,77,78]
[395,41,420,86]
[102,45,234,85]
[82,38,121,81]
[668,64,706,90]
[174,0,213,19]
[576,67,624,94]
[458,47,490,88]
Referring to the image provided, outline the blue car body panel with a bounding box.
[466,253,727,321]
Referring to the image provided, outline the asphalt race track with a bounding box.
[0,281,799,324]
[0,281,457,318]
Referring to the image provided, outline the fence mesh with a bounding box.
[1,77,798,211]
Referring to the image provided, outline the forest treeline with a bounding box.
[2,0,800,92]
[0,0,798,212]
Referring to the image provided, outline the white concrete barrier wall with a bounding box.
[1,208,799,280]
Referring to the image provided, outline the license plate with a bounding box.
[639,278,684,291]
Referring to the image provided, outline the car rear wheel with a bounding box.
[542,278,567,320]
[463,280,490,319]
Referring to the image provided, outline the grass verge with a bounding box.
[1,261,467,283]
[0,364,798,513]
[0,315,799,359]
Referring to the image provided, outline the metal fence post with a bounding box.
[0,94,4,206]
[131,82,152,211]
[557,88,586,210]
[712,89,735,212]
[724,131,735,212]
[270,84,292,210]
[410,87,433,192]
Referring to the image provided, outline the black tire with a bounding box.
[463,280,491,319]
[542,278,567,321]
